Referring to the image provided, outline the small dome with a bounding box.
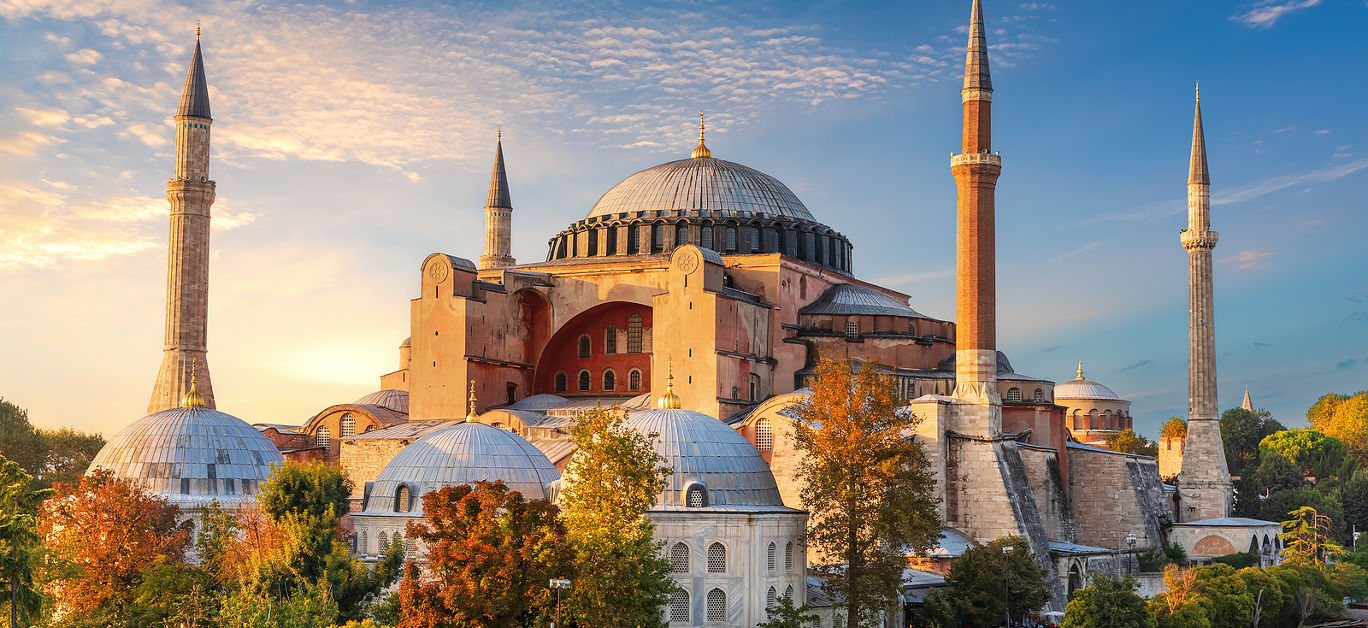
[505,393,569,411]
[586,157,814,221]
[362,422,559,517]
[354,389,409,414]
[1055,370,1121,401]
[800,283,926,318]
[623,407,784,509]
[89,406,284,505]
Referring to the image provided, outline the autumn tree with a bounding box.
[1220,407,1284,478]
[398,481,571,628]
[1307,391,1368,463]
[792,358,941,628]
[557,405,673,628]
[1062,576,1156,628]
[1160,417,1188,440]
[941,536,1050,627]
[1,458,52,628]
[1105,429,1160,457]
[38,469,191,624]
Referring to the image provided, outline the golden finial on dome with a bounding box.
[180,356,206,407]
[466,380,479,422]
[1075,361,1085,381]
[657,360,681,409]
[691,112,712,159]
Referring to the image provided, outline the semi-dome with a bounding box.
[1055,365,1121,401]
[623,407,785,509]
[89,405,284,505]
[354,389,409,414]
[362,421,559,517]
[586,157,815,221]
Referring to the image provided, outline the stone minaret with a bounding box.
[148,33,216,413]
[950,0,1004,436]
[478,131,515,269]
[1177,85,1233,520]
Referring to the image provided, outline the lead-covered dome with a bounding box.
[587,157,814,221]
[89,405,284,504]
[1055,366,1121,401]
[354,389,409,414]
[623,407,785,509]
[362,421,559,517]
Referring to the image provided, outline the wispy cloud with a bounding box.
[1232,0,1322,28]
[1338,358,1358,369]
[1117,359,1153,373]
[1215,158,1368,205]
[1223,250,1272,270]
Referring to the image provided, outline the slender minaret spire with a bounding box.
[1178,83,1232,520]
[478,130,516,270]
[149,32,216,413]
[950,0,1004,435]
[1242,385,1253,411]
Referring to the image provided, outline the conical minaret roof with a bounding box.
[1189,87,1209,185]
[177,35,211,120]
[1241,385,1252,411]
[963,0,992,93]
[485,133,511,209]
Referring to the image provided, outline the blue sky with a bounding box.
[1,0,1365,438]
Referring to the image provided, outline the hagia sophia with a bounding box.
[86,0,1284,623]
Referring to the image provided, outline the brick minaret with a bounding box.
[950,0,1003,436]
[1177,85,1232,520]
[149,32,216,413]
[478,131,515,270]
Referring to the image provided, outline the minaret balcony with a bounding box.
[1180,229,1219,250]
[950,152,1002,168]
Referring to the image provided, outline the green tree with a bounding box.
[0,458,53,628]
[1188,564,1255,628]
[1062,576,1156,628]
[1259,489,1346,544]
[756,594,819,628]
[1307,391,1368,463]
[398,481,571,627]
[125,558,218,627]
[792,358,942,628]
[1279,507,1344,565]
[1235,566,1291,628]
[1234,451,1304,518]
[1220,407,1284,479]
[557,406,673,628]
[0,402,45,475]
[1259,429,1347,479]
[219,577,340,628]
[0,400,105,493]
[942,536,1049,627]
[1344,467,1368,542]
[1105,429,1160,457]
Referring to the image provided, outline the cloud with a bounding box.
[1222,249,1272,270]
[1232,0,1322,28]
[0,131,57,156]
[1252,341,1271,350]
[1117,359,1153,373]
[1338,358,1358,369]
[64,48,102,64]
[16,107,70,127]
[1215,158,1368,205]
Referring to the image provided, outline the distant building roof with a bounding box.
[921,527,974,558]
[1048,540,1114,555]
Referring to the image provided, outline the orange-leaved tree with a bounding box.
[792,357,941,628]
[38,469,191,623]
[398,480,571,628]
[1307,391,1368,463]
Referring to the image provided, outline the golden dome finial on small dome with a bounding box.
[180,356,206,407]
[657,360,682,409]
[1076,361,1085,381]
[691,112,712,159]
[466,380,479,422]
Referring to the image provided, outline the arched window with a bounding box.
[756,419,773,451]
[724,226,737,252]
[406,535,416,558]
[316,426,330,452]
[340,413,355,438]
[605,227,617,255]
[628,224,640,253]
[651,223,665,253]
[750,374,760,401]
[361,530,368,556]
[676,224,689,246]
[396,485,411,512]
[1033,388,1044,403]
[749,226,760,252]
[578,335,591,358]
[707,542,725,573]
[908,321,917,336]
[577,370,591,391]
[706,588,726,622]
[669,589,690,623]
[701,225,714,250]
[627,314,643,353]
[784,584,794,600]
[629,369,642,391]
[379,531,389,553]
[587,229,598,256]
[766,586,777,608]
[670,542,690,573]
[687,485,707,508]
[767,542,777,571]
[1006,387,1021,402]
[603,370,616,391]
[784,541,794,571]
[605,324,618,354]
[554,371,568,393]
[845,319,859,339]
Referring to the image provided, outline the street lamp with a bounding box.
[550,578,571,628]
[1002,545,1015,627]
[1126,533,1138,575]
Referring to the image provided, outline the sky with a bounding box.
[1,0,1365,440]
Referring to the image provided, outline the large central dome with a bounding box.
[586,157,814,221]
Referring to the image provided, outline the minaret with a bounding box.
[149,30,216,413]
[478,131,516,270]
[1177,83,1233,520]
[950,0,1004,436]
[1242,385,1253,411]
